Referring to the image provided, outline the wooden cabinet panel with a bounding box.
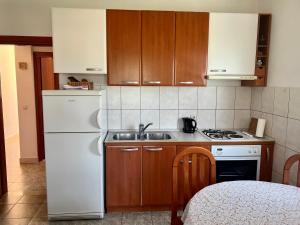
[142,11,175,86]
[106,146,141,208]
[176,145,211,205]
[142,145,176,206]
[107,10,141,85]
[175,12,209,86]
[260,144,274,182]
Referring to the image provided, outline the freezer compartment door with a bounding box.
[43,95,103,132]
[45,133,104,216]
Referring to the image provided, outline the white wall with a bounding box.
[259,0,300,87]
[0,0,258,36]
[0,45,19,139]
[14,45,38,161]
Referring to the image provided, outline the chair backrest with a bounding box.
[283,154,300,187]
[171,147,216,224]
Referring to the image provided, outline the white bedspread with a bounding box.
[182,181,300,225]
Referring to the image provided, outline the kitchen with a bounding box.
[0,0,300,225]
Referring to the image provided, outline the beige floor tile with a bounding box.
[33,203,48,218]
[0,204,14,217]
[0,192,23,204]
[0,218,31,225]
[18,195,46,204]
[4,204,41,219]
[122,212,152,225]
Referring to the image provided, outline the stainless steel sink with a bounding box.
[112,133,137,140]
[111,132,174,141]
[142,132,173,140]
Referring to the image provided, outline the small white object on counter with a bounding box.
[256,118,266,137]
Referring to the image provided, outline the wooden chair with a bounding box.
[171,147,216,225]
[282,154,300,187]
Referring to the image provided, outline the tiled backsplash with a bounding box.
[107,86,251,131]
[251,87,300,185]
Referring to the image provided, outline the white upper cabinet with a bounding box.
[52,8,107,74]
[208,13,258,76]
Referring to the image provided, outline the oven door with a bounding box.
[214,156,261,183]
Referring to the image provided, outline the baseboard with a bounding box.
[19,158,39,164]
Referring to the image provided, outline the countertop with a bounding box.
[105,130,274,145]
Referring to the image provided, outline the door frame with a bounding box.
[0,35,53,195]
[0,77,8,196]
[33,52,58,161]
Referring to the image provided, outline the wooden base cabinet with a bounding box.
[260,144,274,181]
[106,146,142,209]
[142,146,176,206]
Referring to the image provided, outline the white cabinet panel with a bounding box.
[43,95,101,132]
[45,133,104,217]
[52,8,106,74]
[208,13,258,76]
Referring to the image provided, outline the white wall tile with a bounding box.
[261,87,274,114]
[141,87,159,109]
[271,115,287,146]
[251,87,262,111]
[274,87,289,117]
[121,110,140,129]
[121,87,140,109]
[261,113,273,137]
[235,87,251,109]
[234,110,251,129]
[272,171,283,183]
[216,110,234,129]
[179,87,197,109]
[251,110,262,119]
[141,110,159,130]
[288,88,300,120]
[197,110,216,129]
[159,110,178,130]
[272,144,286,174]
[217,87,235,109]
[286,118,300,152]
[198,87,216,109]
[107,86,121,109]
[107,110,121,130]
[160,87,178,109]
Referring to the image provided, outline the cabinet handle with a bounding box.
[122,148,139,152]
[86,67,102,72]
[144,81,161,84]
[178,81,194,84]
[144,147,163,151]
[180,160,192,164]
[210,69,227,72]
[122,81,139,85]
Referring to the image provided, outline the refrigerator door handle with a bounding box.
[96,109,101,129]
[97,136,103,156]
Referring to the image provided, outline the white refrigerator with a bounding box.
[42,90,107,220]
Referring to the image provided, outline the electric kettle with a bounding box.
[182,117,197,133]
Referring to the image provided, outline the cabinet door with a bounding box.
[260,144,274,182]
[52,8,106,74]
[142,11,175,86]
[106,146,141,208]
[176,145,211,205]
[208,13,258,75]
[142,146,176,206]
[107,10,141,85]
[175,12,209,86]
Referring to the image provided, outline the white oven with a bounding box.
[211,145,261,183]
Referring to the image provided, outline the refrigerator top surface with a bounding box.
[42,90,105,96]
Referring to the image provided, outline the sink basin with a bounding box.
[112,133,137,140]
[111,132,173,141]
[143,132,173,140]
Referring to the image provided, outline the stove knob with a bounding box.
[248,150,252,154]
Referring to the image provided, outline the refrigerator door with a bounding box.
[45,133,104,219]
[43,95,102,132]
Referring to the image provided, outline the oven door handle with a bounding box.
[214,156,261,161]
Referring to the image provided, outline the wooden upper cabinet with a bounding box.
[107,10,141,85]
[175,12,209,86]
[106,146,142,208]
[142,145,176,206]
[141,11,175,86]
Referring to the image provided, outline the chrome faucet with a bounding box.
[139,123,153,138]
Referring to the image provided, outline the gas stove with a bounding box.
[201,129,250,141]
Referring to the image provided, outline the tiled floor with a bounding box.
[0,136,171,225]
